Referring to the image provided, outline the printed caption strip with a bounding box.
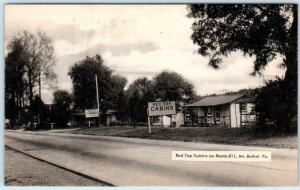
[172,151,271,161]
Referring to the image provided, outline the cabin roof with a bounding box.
[185,94,244,107]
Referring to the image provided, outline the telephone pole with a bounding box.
[95,74,101,127]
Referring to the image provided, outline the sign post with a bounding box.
[85,109,99,128]
[147,116,151,134]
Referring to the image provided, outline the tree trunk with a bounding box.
[38,71,41,99]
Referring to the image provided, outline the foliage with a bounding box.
[187,4,296,72]
[255,78,297,133]
[152,71,196,105]
[5,38,27,125]
[30,95,49,129]
[110,75,128,121]
[5,30,56,125]
[68,55,111,110]
[68,55,127,124]
[126,71,195,122]
[126,77,155,122]
[187,4,297,131]
[52,90,73,128]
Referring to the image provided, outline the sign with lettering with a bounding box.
[148,101,176,116]
[85,109,99,118]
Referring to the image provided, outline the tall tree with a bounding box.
[68,55,111,110]
[187,4,297,130]
[5,38,27,124]
[110,75,128,121]
[68,55,127,123]
[126,77,155,122]
[152,71,195,105]
[21,31,57,101]
[5,30,57,124]
[6,31,56,106]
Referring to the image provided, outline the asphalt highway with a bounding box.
[5,147,105,186]
[5,130,297,186]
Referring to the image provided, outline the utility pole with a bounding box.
[95,74,101,127]
[37,71,42,125]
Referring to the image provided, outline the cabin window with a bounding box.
[241,103,247,113]
[207,107,212,116]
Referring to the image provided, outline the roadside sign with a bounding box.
[148,101,176,116]
[85,109,99,118]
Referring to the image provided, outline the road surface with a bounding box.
[5,130,297,186]
[5,147,105,186]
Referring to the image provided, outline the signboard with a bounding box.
[148,101,176,116]
[85,109,99,118]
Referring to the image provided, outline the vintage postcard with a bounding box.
[4,4,298,186]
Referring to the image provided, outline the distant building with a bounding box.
[70,109,121,127]
[183,94,256,128]
[106,109,119,126]
[150,113,184,128]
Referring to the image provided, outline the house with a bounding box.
[183,94,256,128]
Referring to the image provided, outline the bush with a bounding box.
[255,78,296,133]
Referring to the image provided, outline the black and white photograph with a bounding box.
[4,3,298,186]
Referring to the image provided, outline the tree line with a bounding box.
[68,54,196,125]
[5,31,196,128]
[5,31,56,127]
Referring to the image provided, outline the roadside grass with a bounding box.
[66,126,297,149]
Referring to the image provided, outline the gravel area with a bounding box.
[5,148,106,186]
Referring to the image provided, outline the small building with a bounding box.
[183,94,256,128]
[150,113,184,128]
[106,109,119,126]
[70,109,122,127]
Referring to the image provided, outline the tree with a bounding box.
[152,71,195,105]
[126,77,155,122]
[110,75,128,122]
[68,55,111,110]
[14,31,56,104]
[68,55,127,124]
[52,90,73,128]
[30,95,49,129]
[5,30,57,125]
[5,37,28,125]
[187,4,297,131]
[254,78,291,132]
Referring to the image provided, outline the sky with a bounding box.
[5,4,285,104]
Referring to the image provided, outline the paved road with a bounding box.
[5,130,297,186]
[5,148,105,186]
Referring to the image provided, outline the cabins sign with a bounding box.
[148,101,176,116]
[85,109,99,118]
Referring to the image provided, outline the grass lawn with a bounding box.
[65,126,297,149]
